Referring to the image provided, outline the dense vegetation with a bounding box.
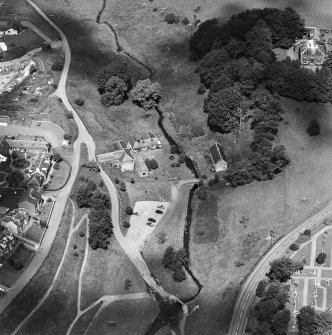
[75,172,113,250]
[162,247,188,282]
[298,306,332,335]
[252,257,304,334]
[188,7,332,187]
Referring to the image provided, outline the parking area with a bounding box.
[126,201,170,250]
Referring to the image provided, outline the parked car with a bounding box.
[148,217,156,222]
[156,210,163,214]
[157,205,165,209]
[146,222,153,227]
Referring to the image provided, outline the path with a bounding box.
[11,200,87,334]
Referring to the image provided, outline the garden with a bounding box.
[46,160,72,191]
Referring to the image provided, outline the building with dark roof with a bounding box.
[210,143,228,172]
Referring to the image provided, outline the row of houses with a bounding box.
[97,132,161,175]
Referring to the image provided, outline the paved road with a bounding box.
[229,202,332,335]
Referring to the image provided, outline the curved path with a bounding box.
[229,201,332,335]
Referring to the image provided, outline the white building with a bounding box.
[0,42,7,52]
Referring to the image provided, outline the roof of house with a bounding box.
[135,157,149,172]
[147,132,156,139]
[6,139,49,150]
[28,172,44,186]
[300,40,325,57]
[210,143,228,165]
[119,149,135,162]
[0,206,9,215]
[0,115,10,123]
[119,140,129,149]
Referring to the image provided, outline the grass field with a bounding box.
[0,199,72,335]
[25,223,44,243]
[17,219,87,335]
[47,159,71,191]
[85,298,158,335]
[80,239,146,310]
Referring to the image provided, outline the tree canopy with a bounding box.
[131,79,161,110]
[266,257,303,282]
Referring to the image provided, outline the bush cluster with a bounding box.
[162,247,188,282]
[164,13,179,24]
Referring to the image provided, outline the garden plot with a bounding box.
[127,201,170,250]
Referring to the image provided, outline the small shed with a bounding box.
[210,143,228,172]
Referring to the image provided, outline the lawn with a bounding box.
[85,298,158,335]
[70,301,102,335]
[80,238,146,310]
[25,223,44,243]
[0,244,34,288]
[38,199,54,224]
[17,219,87,335]
[0,199,72,335]
[47,159,72,191]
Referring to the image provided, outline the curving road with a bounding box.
[229,201,332,335]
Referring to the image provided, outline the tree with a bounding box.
[53,152,62,163]
[307,119,320,136]
[170,145,178,154]
[289,243,299,251]
[267,257,303,282]
[255,299,279,322]
[91,190,111,210]
[97,58,132,94]
[51,59,64,71]
[256,279,268,297]
[122,221,130,228]
[205,86,245,133]
[303,229,311,237]
[88,209,113,250]
[298,306,315,335]
[162,247,188,282]
[198,48,230,87]
[316,252,327,264]
[125,206,134,215]
[101,76,128,106]
[6,170,25,187]
[76,185,93,208]
[74,98,84,106]
[271,309,291,335]
[164,13,179,24]
[314,311,332,334]
[178,153,186,164]
[131,79,161,110]
[172,268,186,282]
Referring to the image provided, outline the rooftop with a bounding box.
[210,143,228,165]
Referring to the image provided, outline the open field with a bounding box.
[0,199,72,335]
[25,223,44,243]
[80,239,146,310]
[17,219,87,335]
[86,298,157,335]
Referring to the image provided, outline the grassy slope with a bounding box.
[17,220,87,335]
[0,200,72,335]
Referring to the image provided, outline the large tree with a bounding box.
[6,170,25,187]
[205,86,245,133]
[101,76,128,106]
[131,79,161,110]
[266,257,303,282]
[271,309,291,335]
[298,306,316,335]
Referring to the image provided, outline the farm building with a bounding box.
[97,141,135,172]
[210,143,228,172]
[129,132,161,152]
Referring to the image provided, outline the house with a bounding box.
[295,27,326,66]
[135,156,149,177]
[0,115,10,126]
[0,42,7,52]
[128,132,161,152]
[6,138,50,155]
[18,189,43,214]
[0,136,10,162]
[27,171,45,188]
[299,40,325,65]
[0,226,15,261]
[0,208,29,236]
[0,27,18,36]
[28,154,52,187]
[210,143,228,172]
[97,141,135,172]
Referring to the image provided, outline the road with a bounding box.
[229,201,332,335]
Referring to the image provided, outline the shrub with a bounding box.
[172,268,186,282]
[307,119,320,136]
[123,221,130,228]
[53,152,62,162]
[73,244,77,249]
[114,178,120,184]
[130,178,135,184]
[296,234,310,243]
[182,17,190,25]
[197,84,206,94]
[6,170,25,187]
[164,13,179,24]
[157,231,167,244]
[178,153,186,164]
[64,133,72,141]
[14,261,23,270]
[53,163,60,170]
[316,252,326,264]
[12,158,30,169]
[170,145,178,154]
[79,231,85,237]
[51,59,64,71]
[86,160,100,173]
[125,206,134,215]
[289,243,299,251]
[74,252,79,257]
[74,98,84,106]
[303,229,311,237]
